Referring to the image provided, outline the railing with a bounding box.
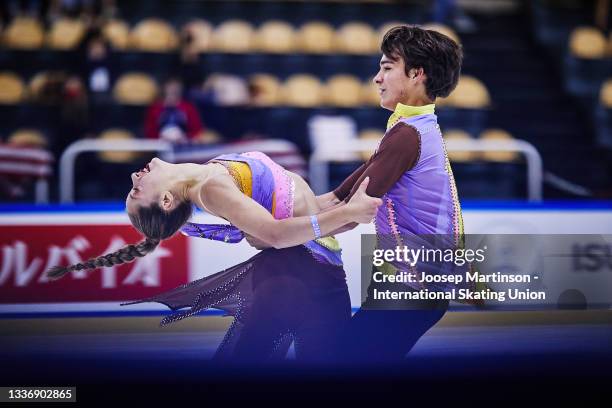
[309,138,544,201]
[59,138,544,203]
[59,139,173,203]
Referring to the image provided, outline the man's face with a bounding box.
[373,54,416,111]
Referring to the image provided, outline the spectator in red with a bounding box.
[144,77,204,143]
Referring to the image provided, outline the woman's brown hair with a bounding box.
[46,201,193,280]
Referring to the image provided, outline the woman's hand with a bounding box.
[346,177,382,224]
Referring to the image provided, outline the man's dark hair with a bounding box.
[381,25,463,100]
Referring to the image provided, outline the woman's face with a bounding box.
[126,157,174,213]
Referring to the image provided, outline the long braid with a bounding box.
[47,197,193,281]
[46,237,160,280]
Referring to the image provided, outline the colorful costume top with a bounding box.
[180,151,343,267]
[334,103,473,293]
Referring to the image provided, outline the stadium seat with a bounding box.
[97,129,139,162]
[281,74,324,107]
[113,73,158,105]
[443,129,478,162]
[103,19,130,49]
[3,17,44,49]
[249,73,282,106]
[358,128,384,160]
[181,19,214,53]
[202,73,250,106]
[564,27,611,97]
[335,22,377,55]
[599,79,612,108]
[421,22,460,44]
[296,22,335,54]
[47,18,85,50]
[445,75,491,109]
[568,26,607,59]
[0,72,25,104]
[212,20,255,53]
[595,79,612,149]
[7,129,47,148]
[129,19,178,52]
[255,21,296,54]
[479,128,519,162]
[325,74,362,107]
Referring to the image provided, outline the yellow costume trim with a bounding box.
[387,102,435,130]
[219,161,253,198]
[314,236,341,252]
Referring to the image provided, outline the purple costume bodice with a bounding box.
[180,152,343,267]
[375,114,469,291]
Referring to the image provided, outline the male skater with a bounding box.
[315,25,465,363]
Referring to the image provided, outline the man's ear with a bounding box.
[160,191,174,211]
[412,67,425,80]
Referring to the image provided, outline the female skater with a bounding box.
[47,152,380,362]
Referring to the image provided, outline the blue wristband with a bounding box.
[310,215,321,240]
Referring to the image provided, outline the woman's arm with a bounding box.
[245,205,358,250]
[201,176,380,249]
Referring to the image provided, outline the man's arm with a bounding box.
[317,160,370,204]
[317,123,421,237]
[337,122,421,201]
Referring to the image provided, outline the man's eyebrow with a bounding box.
[379,60,394,66]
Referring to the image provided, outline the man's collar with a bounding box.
[387,102,435,130]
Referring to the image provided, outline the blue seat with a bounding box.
[594,105,612,150]
[564,55,611,98]
[437,107,488,137]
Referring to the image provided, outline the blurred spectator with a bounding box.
[59,75,89,154]
[179,27,204,92]
[47,0,117,25]
[80,32,114,103]
[97,0,118,22]
[595,0,609,30]
[48,0,88,20]
[144,78,204,143]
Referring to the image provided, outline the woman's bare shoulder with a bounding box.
[197,173,242,214]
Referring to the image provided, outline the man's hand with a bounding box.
[346,177,382,224]
[315,191,342,211]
